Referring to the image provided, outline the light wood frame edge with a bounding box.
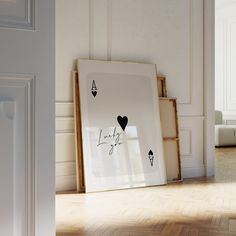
[73,71,85,193]
[172,99,182,180]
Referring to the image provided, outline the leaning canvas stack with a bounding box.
[156,76,182,181]
[73,59,182,193]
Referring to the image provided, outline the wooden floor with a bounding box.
[56,148,236,236]
[215,147,236,182]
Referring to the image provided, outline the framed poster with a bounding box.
[77,59,167,192]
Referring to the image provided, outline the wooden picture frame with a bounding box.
[74,67,181,191]
[74,59,167,193]
[73,71,85,193]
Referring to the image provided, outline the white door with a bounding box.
[0,1,55,236]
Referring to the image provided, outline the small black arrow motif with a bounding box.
[148,150,154,167]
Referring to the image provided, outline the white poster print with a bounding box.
[78,59,167,192]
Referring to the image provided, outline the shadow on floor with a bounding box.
[56,212,236,236]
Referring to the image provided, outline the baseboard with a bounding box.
[56,175,76,192]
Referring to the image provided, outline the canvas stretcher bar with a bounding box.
[163,139,181,181]
[159,97,182,181]
[157,76,167,97]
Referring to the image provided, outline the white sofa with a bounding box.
[215,110,236,147]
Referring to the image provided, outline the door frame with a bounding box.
[204,0,215,177]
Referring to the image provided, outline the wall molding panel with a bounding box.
[56,117,74,133]
[0,0,34,29]
[56,103,74,118]
[86,0,204,115]
[107,0,203,116]
[0,76,35,236]
[56,117,76,191]
[179,116,204,178]
[179,128,192,157]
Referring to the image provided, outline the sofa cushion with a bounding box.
[215,125,236,146]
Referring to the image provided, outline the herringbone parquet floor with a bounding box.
[56,148,236,236]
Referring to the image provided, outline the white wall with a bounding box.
[215,0,236,123]
[56,0,205,191]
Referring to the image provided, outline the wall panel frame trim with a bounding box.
[0,75,35,236]
[0,0,35,30]
[204,0,215,176]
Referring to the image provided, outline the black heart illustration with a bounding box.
[117,116,128,131]
[92,91,97,97]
